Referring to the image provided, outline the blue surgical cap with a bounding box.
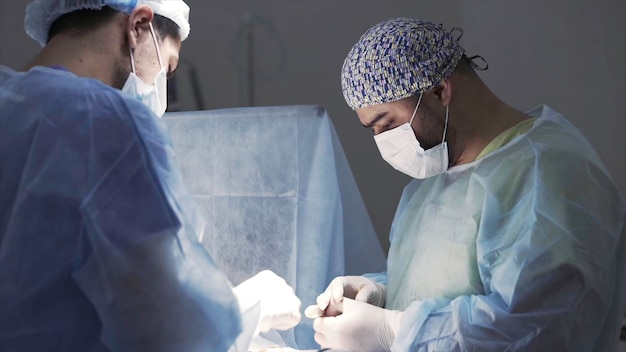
[25,0,191,47]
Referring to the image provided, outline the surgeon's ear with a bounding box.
[432,80,453,108]
[126,5,155,50]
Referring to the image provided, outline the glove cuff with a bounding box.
[383,309,404,340]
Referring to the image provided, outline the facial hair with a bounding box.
[413,101,447,151]
[111,56,131,90]
[111,33,132,90]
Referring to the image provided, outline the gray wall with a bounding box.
[1,0,625,255]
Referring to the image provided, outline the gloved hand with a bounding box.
[232,270,302,333]
[315,276,386,316]
[305,298,402,352]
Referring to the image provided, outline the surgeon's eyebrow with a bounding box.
[362,111,387,128]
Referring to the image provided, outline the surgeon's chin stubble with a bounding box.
[416,102,447,150]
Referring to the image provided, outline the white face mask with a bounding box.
[121,23,167,117]
[373,93,449,179]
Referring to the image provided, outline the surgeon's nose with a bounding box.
[372,125,385,135]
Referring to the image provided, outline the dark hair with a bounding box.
[152,13,180,42]
[47,6,180,44]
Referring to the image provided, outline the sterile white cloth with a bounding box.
[163,105,386,349]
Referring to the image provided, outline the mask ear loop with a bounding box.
[409,93,423,126]
[148,22,164,68]
[442,105,449,144]
[128,23,163,74]
[129,47,137,74]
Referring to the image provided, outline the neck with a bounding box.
[22,31,121,87]
[448,78,528,166]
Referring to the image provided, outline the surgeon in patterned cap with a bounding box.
[306,17,626,352]
[342,17,490,180]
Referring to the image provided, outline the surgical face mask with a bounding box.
[373,93,449,179]
[121,23,167,117]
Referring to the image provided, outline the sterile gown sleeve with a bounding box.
[0,66,243,352]
[387,110,626,351]
[71,89,242,352]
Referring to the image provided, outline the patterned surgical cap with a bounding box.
[341,17,465,109]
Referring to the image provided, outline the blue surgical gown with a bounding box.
[0,66,242,351]
[374,106,626,351]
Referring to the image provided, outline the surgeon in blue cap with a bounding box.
[0,1,300,351]
[306,17,626,352]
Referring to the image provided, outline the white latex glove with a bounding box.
[305,298,402,352]
[316,276,386,316]
[232,270,302,334]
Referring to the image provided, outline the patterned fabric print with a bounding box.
[341,18,465,109]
